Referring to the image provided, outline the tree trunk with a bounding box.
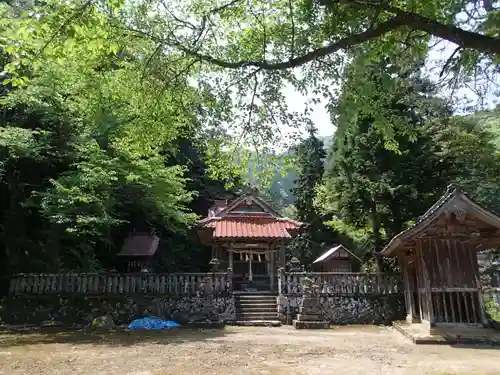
[369,201,383,272]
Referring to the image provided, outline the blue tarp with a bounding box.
[127,316,180,330]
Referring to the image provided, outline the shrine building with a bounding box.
[197,191,304,292]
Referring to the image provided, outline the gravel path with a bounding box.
[0,326,499,375]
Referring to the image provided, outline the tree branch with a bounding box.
[174,17,407,70]
[288,0,296,59]
[125,0,500,73]
[439,46,462,78]
[347,0,500,55]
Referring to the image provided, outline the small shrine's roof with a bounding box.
[380,184,500,257]
[313,245,361,264]
[117,233,160,257]
[198,192,304,240]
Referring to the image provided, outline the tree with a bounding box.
[432,113,500,215]
[319,56,500,270]
[3,0,499,157]
[289,127,331,265]
[321,59,459,270]
[0,2,241,275]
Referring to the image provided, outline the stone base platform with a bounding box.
[293,320,329,329]
[393,321,500,346]
[231,320,281,327]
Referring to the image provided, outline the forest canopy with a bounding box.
[2,0,499,152]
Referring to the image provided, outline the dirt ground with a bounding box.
[0,325,499,375]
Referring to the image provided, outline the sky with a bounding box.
[281,40,499,139]
[283,86,332,137]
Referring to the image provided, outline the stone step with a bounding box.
[231,320,281,327]
[236,302,276,306]
[236,310,278,315]
[235,307,277,314]
[296,314,322,321]
[236,301,276,306]
[293,320,329,329]
[236,312,278,319]
[235,296,276,301]
[236,301,277,306]
[233,290,278,296]
[235,302,277,308]
[236,316,279,322]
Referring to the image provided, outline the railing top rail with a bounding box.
[484,287,500,292]
[11,272,230,277]
[284,272,400,276]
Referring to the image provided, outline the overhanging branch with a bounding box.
[173,0,500,71]
[361,1,500,56]
[175,17,407,70]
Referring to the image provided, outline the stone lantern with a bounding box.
[293,276,328,329]
[289,257,301,272]
[209,257,220,272]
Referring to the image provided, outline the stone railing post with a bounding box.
[277,267,284,295]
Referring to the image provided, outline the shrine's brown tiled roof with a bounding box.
[200,217,302,239]
[198,191,304,241]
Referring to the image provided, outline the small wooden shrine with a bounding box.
[380,184,500,327]
[312,245,361,273]
[197,191,304,291]
[117,232,160,272]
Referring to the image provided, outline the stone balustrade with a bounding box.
[278,271,403,296]
[8,272,232,296]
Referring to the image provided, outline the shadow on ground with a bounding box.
[0,327,233,347]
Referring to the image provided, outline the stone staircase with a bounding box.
[234,292,280,326]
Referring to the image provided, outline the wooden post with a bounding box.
[270,251,275,291]
[229,248,234,271]
[415,241,427,324]
[470,243,489,326]
[279,245,286,268]
[399,254,415,323]
[422,240,434,325]
[248,252,253,281]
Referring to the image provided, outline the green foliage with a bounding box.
[86,0,498,150]
[484,295,500,323]
[317,58,499,269]
[1,0,500,278]
[0,1,239,275]
[1,0,498,155]
[288,128,340,265]
[293,128,326,224]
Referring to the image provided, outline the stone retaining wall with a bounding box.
[277,294,405,325]
[0,294,235,326]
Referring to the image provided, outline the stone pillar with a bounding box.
[293,277,328,329]
[277,267,284,295]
